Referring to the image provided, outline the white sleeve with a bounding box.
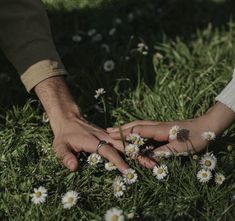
[215,69,235,112]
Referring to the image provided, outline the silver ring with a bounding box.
[96,140,108,154]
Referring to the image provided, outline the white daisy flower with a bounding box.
[201,131,216,141]
[126,133,145,146]
[200,152,217,170]
[101,43,110,53]
[109,28,116,36]
[197,169,212,183]
[125,144,139,159]
[113,176,126,198]
[123,168,138,185]
[30,186,48,205]
[62,191,79,209]
[42,112,49,123]
[104,60,115,72]
[105,162,117,171]
[137,43,149,55]
[87,29,97,36]
[92,33,103,42]
[154,151,172,158]
[72,34,82,42]
[153,164,168,180]
[105,207,125,221]
[94,88,106,99]
[169,125,180,140]
[87,153,102,166]
[114,18,122,25]
[215,173,225,185]
[227,145,233,152]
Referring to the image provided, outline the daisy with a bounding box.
[113,176,126,198]
[109,28,116,36]
[30,186,48,205]
[123,168,138,185]
[126,133,145,146]
[72,34,82,43]
[154,151,172,158]
[105,162,117,171]
[215,173,225,185]
[169,125,180,140]
[105,207,125,221]
[62,191,79,209]
[87,153,102,166]
[197,169,212,183]
[201,131,216,141]
[137,43,149,55]
[200,152,217,170]
[92,33,103,42]
[104,60,115,72]
[125,144,139,159]
[153,164,168,180]
[87,29,97,36]
[227,145,233,152]
[94,88,106,99]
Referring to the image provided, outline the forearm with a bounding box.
[34,76,82,134]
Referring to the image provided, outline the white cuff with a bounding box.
[215,69,235,112]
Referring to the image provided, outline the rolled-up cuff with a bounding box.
[20,60,67,92]
[215,69,235,112]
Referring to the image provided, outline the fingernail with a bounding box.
[107,127,114,131]
[68,160,76,171]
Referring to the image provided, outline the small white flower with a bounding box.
[153,164,168,180]
[113,176,126,198]
[104,60,115,72]
[126,133,145,146]
[109,28,116,36]
[30,186,48,205]
[42,112,49,123]
[114,18,122,25]
[176,152,189,157]
[87,153,102,166]
[105,162,117,171]
[201,131,216,141]
[94,88,106,99]
[215,173,225,185]
[88,29,97,36]
[200,152,217,170]
[105,207,125,221]
[125,144,139,159]
[101,43,110,53]
[137,43,149,55]
[127,212,135,219]
[72,34,82,42]
[92,33,103,42]
[197,169,212,183]
[123,168,138,185]
[169,125,180,140]
[154,151,172,158]
[62,191,79,209]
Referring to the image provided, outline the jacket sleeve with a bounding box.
[0,0,67,92]
[215,69,235,112]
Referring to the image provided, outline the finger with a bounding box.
[54,144,79,172]
[98,143,129,172]
[137,155,156,169]
[107,120,160,132]
[108,124,171,142]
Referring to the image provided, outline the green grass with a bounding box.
[0,0,235,220]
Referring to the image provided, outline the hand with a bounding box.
[107,102,235,162]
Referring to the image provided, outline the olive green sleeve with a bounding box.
[0,0,67,92]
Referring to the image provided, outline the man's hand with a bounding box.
[107,102,235,164]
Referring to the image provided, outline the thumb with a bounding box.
[54,143,79,171]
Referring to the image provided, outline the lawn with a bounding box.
[0,0,235,220]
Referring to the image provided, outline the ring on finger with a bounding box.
[96,140,108,154]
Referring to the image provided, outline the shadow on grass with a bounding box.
[0,0,235,109]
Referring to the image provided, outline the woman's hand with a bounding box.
[107,102,235,165]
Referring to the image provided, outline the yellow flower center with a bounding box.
[115,185,121,192]
[205,160,211,167]
[112,215,119,221]
[127,173,134,180]
[35,191,42,198]
[202,173,208,178]
[91,157,97,163]
[129,147,135,153]
[67,197,74,204]
[157,168,164,174]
